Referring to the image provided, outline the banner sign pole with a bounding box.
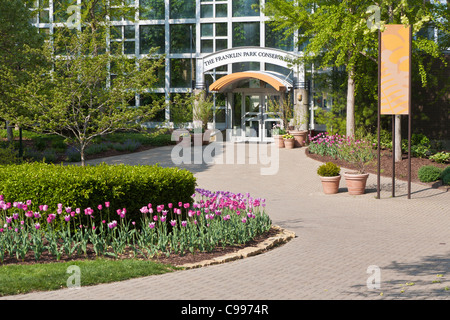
[378,24,412,199]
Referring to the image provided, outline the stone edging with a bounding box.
[178,225,296,269]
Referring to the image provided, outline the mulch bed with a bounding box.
[305,148,449,189]
[0,227,280,267]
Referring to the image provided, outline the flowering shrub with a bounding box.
[272,124,286,136]
[308,132,345,159]
[308,132,376,173]
[0,189,272,263]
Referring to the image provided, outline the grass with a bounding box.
[0,258,180,297]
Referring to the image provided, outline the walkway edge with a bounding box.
[178,225,296,270]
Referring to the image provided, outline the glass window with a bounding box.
[170,0,195,19]
[232,0,259,17]
[140,25,165,54]
[215,23,227,36]
[232,22,260,47]
[216,4,227,17]
[170,59,194,88]
[139,0,164,20]
[216,39,227,51]
[170,24,195,53]
[201,24,213,37]
[201,4,213,18]
[265,24,293,51]
[124,41,135,54]
[124,25,135,39]
[201,40,214,53]
[232,62,260,73]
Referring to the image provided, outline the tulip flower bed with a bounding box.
[0,188,272,265]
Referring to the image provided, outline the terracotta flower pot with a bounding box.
[289,130,308,148]
[284,139,295,149]
[274,135,285,148]
[319,175,341,194]
[344,172,369,195]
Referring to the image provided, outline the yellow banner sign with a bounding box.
[380,25,411,115]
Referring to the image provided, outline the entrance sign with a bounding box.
[380,25,411,115]
[202,47,299,72]
[377,25,412,200]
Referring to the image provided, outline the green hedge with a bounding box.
[0,162,196,226]
[417,165,442,183]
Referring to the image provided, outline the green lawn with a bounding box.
[0,258,180,297]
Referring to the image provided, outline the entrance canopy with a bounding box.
[209,71,293,93]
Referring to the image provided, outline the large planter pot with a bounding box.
[284,139,295,149]
[289,130,308,148]
[319,175,341,194]
[273,135,285,148]
[343,172,369,195]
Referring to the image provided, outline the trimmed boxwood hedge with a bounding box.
[0,162,196,226]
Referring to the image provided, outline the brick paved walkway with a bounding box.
[2,143,449,300]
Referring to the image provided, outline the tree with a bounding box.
[262,0,447,144]
[3,1,165,166]
[0,0,46,143]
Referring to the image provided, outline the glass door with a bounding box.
[262,94,283,141]
[243,95,262,141]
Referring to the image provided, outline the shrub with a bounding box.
[0,146,22,165]
[440,166,450,179]
[417,165,442,183]
[429,152,450,164]
[317,162,341,177]
[443,173,450,185]
[0,162,196,228]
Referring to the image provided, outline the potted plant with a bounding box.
[317,162,341,194]
[283,134,295,149]
[272,123,286,148]
[338,137,376,195]
[267,98,292,148]
[289,114,308,148]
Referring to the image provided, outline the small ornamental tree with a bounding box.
[5,2,165,166]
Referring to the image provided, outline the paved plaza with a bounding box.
[2,142,449,300]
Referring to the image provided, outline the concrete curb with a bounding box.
[178,225,296,270]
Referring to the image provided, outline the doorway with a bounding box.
[232,92,283,142]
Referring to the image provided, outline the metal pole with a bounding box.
[392,115,395,197]
[408,26,412,199]
[377,30,381,199]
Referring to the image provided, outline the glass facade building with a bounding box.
[30,0,327,140]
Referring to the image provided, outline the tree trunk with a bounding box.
[346,67,355,137]
[80,146,86,167]
[6,121,13,143]
[395,115,402,162]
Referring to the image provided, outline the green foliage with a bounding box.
[193,92,214,131]
[442,172,450,186]
[317,162,341,177]
[0,146,21,165]
[417,165,442,183]
[0,162,197,227]
[440,167,450,180]
[429,152,450,164]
